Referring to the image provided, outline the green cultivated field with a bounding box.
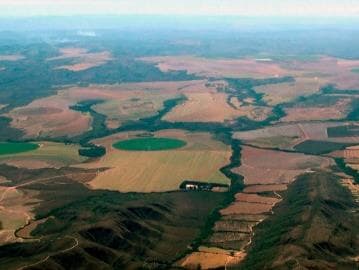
[293,140,350,155]
[0,142,39,155]
[113,137,187,151]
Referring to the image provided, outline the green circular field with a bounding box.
[113,137,186,151]
[0,142,39,155]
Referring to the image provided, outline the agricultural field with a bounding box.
[142,56,359,91]
[0,142,39,155]
[113,137,187,151]
[5,80,205,136]
[281,98,351,122]
[163,90,271,123]
[234,146,329,185]
[140,56,287,78]
[294,140,351,155]
[0,142,86,169]
[48,47,112,71]
[0,19,359,270]
[234,122,359,150]
[6,93,92,138]
[76,130,231,192]
[254,77,323,105]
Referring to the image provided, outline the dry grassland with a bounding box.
[0,187,39,244]
[76,130,231,192]
[48,47,112,71]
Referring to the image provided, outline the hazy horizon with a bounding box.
[0,0,358,17]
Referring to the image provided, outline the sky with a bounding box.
[0,0,358,17]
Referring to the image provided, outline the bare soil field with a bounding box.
[254,77,324,105]
[6,94,92,138]
[243,184,288,193]
[235,122,359,150]
[281,98,351,122]
[140,56,287,78]
[164,91,271,122]
[76,130,231,192]
[0,141,86,169]
[235,193,280,205]
[233,146,328,185]
[220,201,274,215]
[177,249,245,269]
[280,56,359,90]
[48,47,112,71]
[0,54,25,61]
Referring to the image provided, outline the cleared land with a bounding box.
[141,56,287,78]
[177,249,245,269]
[234,146,328,185]
[6,93,92,138]
[164,90,271,123]
[220,201,274,215]
[0,141,86,169]
[243,184,287,193]
[76,130,231,192]
[281,98,351,122]
[235,122,359,150]
[48,47,112,71]
[254,77,323,105]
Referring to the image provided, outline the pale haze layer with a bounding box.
[0,0,358,17]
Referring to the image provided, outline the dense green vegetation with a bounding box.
[347,99,359,120]
[0,117,23,141]
[293,140,351,154]
[113,137,186,151]
[0,142,39,155]
[327,125,359,137]
[335,158,359,184]
[78,146,106,158]
[289,93,341,108]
